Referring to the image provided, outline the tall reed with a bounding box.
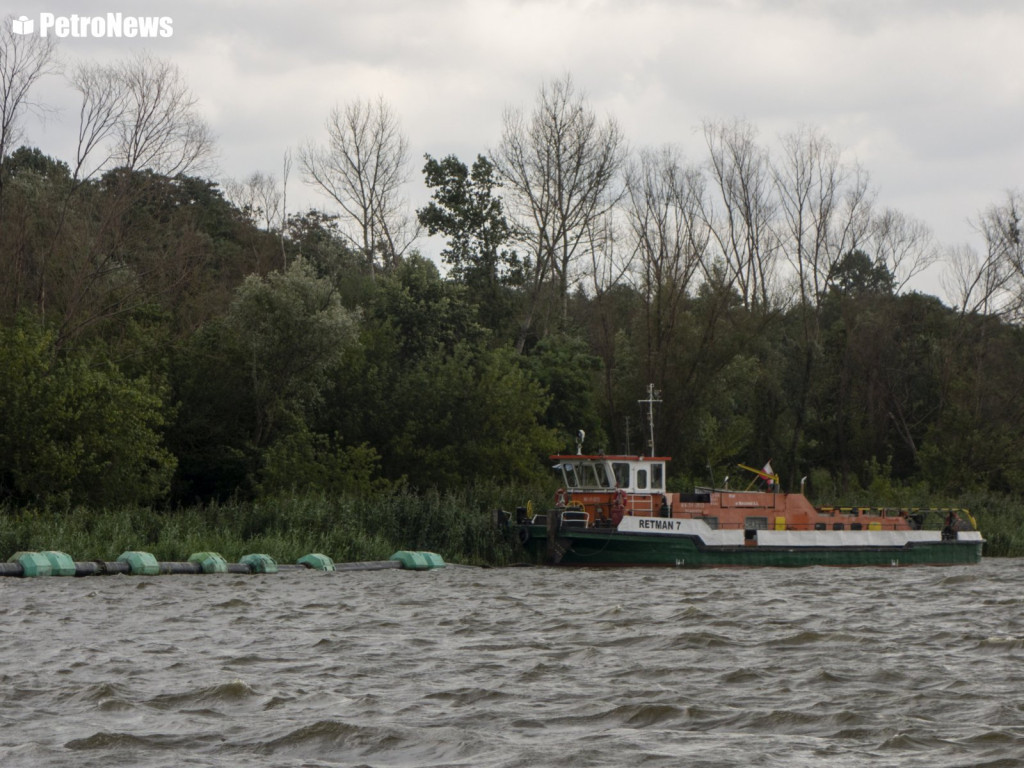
[0,483,549,565]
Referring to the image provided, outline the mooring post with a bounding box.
[547,507,562,564]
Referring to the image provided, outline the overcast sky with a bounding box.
[15,0,1024,298]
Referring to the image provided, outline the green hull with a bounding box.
[518,526,983,567]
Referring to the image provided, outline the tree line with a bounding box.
[2,25,1024,521]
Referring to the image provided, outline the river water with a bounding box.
[1,559,1022,768]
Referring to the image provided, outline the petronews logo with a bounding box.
[10,13,173,38]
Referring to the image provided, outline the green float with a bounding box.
[240,553,278,573]
[0,549,450,578]
[297,553,335,571]
[419,552,445,569]
[7,552,52,577]
[40,551,76,576]
[188,551,228,573]
[117,551,161,575]
[389,551,446,570]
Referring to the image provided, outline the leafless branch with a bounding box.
[299,96,414,272]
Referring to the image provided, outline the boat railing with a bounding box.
[562,508,590,528]
[815,507,977,531]
[627,494,655,516]
[679,519,955,532]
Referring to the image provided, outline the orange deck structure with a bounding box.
[546,454,971,536]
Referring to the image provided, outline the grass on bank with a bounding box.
[0,485,551,566]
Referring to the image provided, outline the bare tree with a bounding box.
[587,208,635,292]
[492,73,625,347]
[281,148,291,268]
[112,53,214,176]
[16,54,213,320]
[831,163,874,267]
[67,53,214,179]
[0,15,58,158]
[24,60,126,319]
[627,146,709,295]
[223,169,287,272]
[773,126,855,308]
[980,191,1024,275]
[942,243,1016,317]
[625,145,710,380]
[867,207,937,293]
[946,191,1024,318]
[701,119,780,312]
[771,126,873,484]
[0,16,58,213]
[300,96,413,273]
[68,61,126,180]
[225,171,283,232]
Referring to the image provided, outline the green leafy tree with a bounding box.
[311,253,559,488]
[918,311,1024,493]
[169,260,359,500]
[320,255,493,478]
[258,428,384,498]
[521,332,607,453]
[225,260,357,444]
[418,154,520,287]
[284,209,372,306]
[371,254,485,358]
[1,156,281,354]
[823,249,896,301]
[0,317,175,507]
[418,153,522,336]
[806,257,912,487]
[387,342,559,488]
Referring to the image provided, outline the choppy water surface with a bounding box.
[2,560,1023,767]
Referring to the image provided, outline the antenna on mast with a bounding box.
[638,383,662,456]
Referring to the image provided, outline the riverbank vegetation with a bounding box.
[2,484,1022,565]
[0,488,536,567]
[1,41,1022,560]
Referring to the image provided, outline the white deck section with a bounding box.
[615,516,961,547]
[757,530,942,547]
[957,531,985,542]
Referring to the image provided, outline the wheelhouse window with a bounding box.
[561,461,614,489]
[612,462,630,489]
[636,468,648,490]
[562,463,579,488]
[650,462,664,490]
[578,463,599,488]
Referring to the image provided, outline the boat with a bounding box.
[503,387,984,567]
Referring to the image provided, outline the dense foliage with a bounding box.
[2,131,1023,560]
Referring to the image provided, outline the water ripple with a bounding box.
[1,561,1022,767]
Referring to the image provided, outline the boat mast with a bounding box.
[639,384,662,457]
